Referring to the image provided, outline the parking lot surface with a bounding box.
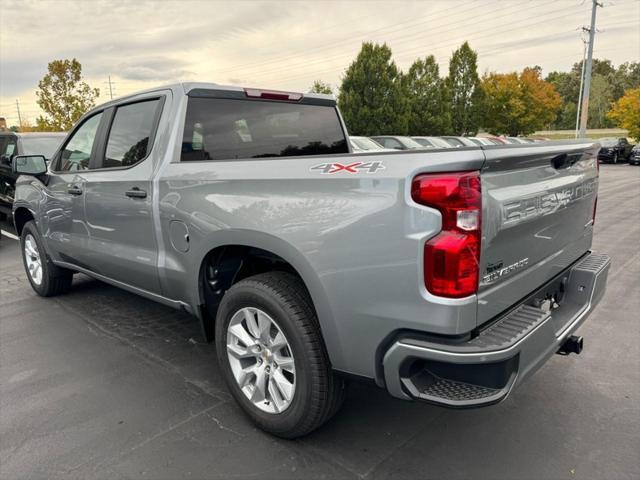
[1,164,639,480]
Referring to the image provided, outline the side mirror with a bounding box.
[12,155,48,176]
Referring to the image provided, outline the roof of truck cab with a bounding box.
[94,82,335,107]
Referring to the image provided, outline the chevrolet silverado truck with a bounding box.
[12,83,610,438]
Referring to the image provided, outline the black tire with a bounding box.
[215,272,346,438]
[20,220,73,297]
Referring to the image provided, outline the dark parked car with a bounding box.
[370,135,424,150]
[629,144,640,166]
[0,132,65,218]
[597,137,633,164]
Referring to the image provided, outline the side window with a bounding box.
[59,113,103,171]
[103,99,160,168]
[1,137,17,157]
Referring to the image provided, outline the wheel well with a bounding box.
[13,208,34,236]
[198,245,307,341]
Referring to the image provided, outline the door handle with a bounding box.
[67,186,83,195]
[125,187,147,199]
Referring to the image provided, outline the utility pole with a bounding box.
[578,0,603,138]
[105,76,115,100]
[575,30,588,138]
[15,99,23,127]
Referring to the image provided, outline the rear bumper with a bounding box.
[382,252,610,407]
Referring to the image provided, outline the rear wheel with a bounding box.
[215,272,345,438]
[20,221,73,296]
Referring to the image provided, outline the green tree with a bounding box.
[612,61,640,99]
[588,74,615,128]
[309,80,333,94]
[481,67,561,135]
[36,58,99,131]
[546,70,580,129]
[608,87,640,141]
[403,55,451,135]
[338,42,409,135]
[546,59,640,129]
[445,42,483,135]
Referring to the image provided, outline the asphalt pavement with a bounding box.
[1,164,639,480]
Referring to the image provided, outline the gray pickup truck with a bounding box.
[12,83,610,438]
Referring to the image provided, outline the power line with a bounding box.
[228,1,588,85]
[211,0,483,75]
[214,0,594,82]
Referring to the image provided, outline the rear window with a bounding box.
[181,97,348,161]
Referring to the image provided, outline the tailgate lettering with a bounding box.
[502,179,597,228]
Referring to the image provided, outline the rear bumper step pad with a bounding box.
[382,252,610,407]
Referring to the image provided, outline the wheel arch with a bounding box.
[13,206,35,236]
[191,230,345,370]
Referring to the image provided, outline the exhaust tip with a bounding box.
[557,335,584,355]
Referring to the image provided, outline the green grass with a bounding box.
[533,128,632,141]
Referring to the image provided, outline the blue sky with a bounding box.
[1,0,638,126]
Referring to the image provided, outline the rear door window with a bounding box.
[181,97,348,161]
[103,99,160,168]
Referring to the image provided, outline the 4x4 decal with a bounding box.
[310,161,385,174]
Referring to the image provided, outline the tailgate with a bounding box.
[477,141,599,325]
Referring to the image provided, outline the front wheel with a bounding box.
[20,221,73,296]
[215,272,345,438]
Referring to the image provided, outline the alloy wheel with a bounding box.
[24,234,43,285]
[226,307,296,413]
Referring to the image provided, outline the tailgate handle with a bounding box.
[551,153,581,170]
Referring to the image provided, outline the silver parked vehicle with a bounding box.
[467,137,497,146]
[370,135,424,150]
[411,136,452,148]
[349,136,390,152]
[13,83,609,438]
[440,136,478,147]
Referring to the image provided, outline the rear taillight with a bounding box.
[412,171,481,298]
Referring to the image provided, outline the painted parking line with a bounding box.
[1,230,19,240]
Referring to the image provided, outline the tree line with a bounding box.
[12,46,640,140]
[312,42,640,139]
